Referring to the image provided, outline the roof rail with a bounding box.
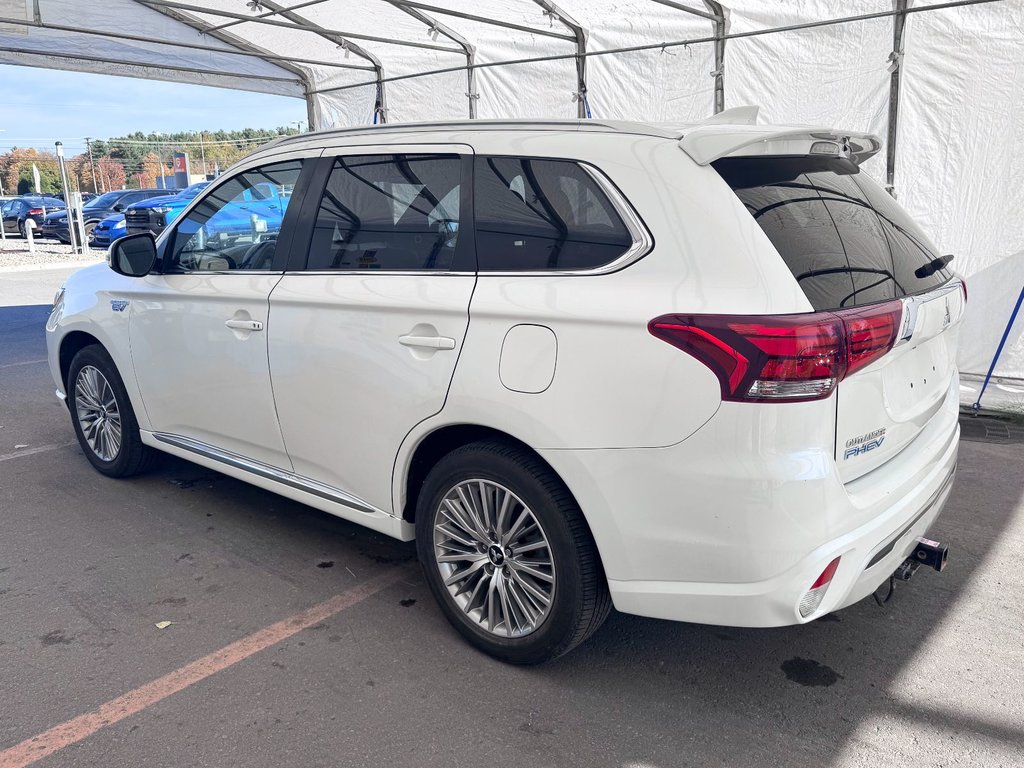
[273,118,685,145]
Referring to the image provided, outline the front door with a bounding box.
[268,147,476,513]
[129,156,310,468]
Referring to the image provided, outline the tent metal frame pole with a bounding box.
[703,1,727,114]
[137,0,463,54]
[383,0,478,119]
[533,0,589,118]
[204,0,331,33]
[648,0,717,22]
[309,0,999,97]
[0,15,375,71]
[387,0,575,42]
[0,44,301,84]
[139,1,326,128]
[254,0,389,124]
[886,0,910,197]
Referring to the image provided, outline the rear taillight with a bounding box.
[840,301,902,375]
[960,278,968,303]
[649,300,903,403]
[798,557,841,618]
[27,208,43,215]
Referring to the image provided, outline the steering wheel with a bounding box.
[238,239,277,271]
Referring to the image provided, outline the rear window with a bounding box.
[713,156,952,310]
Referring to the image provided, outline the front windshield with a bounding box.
[85,192,123,209]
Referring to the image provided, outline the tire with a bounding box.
[84,221,97,242]
[415,439,612,664]
[17,219,26,238]
[67,345,157,477]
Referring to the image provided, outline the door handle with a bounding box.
[399,334,456,350]
[225,319,264,332]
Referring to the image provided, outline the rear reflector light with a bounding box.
[960,278,968,303]
[649,300,903,402]
[798,557,841,618]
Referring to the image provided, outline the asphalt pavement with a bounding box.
[1,267,1022,768]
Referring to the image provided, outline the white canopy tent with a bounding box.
[1,0,1021,388]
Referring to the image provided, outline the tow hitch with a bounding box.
[876,537,949,605]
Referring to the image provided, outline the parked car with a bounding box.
[2,196,65,237]
[46,116,964,664]
[89,214,128,248]
[124,181,212,236]
[41,188,177,244]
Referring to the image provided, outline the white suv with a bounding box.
[46,113,964,663]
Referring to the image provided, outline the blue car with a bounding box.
[124,181,211,237]
[90,214,128,248]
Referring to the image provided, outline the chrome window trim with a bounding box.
[152,432,381,517]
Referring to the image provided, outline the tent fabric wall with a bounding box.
[896,1,1024,378]
[0,0,1020,380]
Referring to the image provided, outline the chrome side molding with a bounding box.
[152,432,380,516]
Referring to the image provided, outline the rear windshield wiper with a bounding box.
[914,253,954,279]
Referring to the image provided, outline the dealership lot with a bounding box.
[1,268,1023,768]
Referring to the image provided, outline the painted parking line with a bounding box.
[0,568,406,768]
[0,443,76,463]
[0,359,47,370]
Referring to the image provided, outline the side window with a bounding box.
[474,157,635,271]
[307,154,462,271]
[166,160,302,272]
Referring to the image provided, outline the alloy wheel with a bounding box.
[433,479,555,638]
[74,365,122,462]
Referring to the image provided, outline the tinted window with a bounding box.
[166,160,301,272]
[85,192,123,209]
[474,157,634,271]
[713,156,952,310]
[307,154,462,271]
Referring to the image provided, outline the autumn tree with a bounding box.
[95,157,127,192]
[138,152,171,189]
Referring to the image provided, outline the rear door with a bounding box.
[714,156,964,481]
[267,146,475,514]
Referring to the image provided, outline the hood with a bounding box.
[129,194,184,210]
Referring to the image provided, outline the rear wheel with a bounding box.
[17,219,25,237]
[68,345,157,477]
[415,440,611,664]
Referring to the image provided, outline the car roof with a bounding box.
[260,107,879,168]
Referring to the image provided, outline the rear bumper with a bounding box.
[607,437,956,626]
[539,379,961,627]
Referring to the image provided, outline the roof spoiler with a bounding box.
[680,115,881,167]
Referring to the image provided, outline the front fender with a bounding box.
[46,263,151,430]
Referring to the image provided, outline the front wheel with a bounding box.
[415,440,611,664]
[68,345,157,477]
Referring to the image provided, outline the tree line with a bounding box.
[0,127,299,196]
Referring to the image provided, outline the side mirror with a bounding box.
[113,204,125,212]
[110,233,157,277]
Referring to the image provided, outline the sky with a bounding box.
[0,65,308,156]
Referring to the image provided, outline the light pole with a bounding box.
[55,141,81,254]
[290,120,305,134]
[84,137,99,194]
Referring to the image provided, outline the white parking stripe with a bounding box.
[0,442,76,463]
[0,359,47,370]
